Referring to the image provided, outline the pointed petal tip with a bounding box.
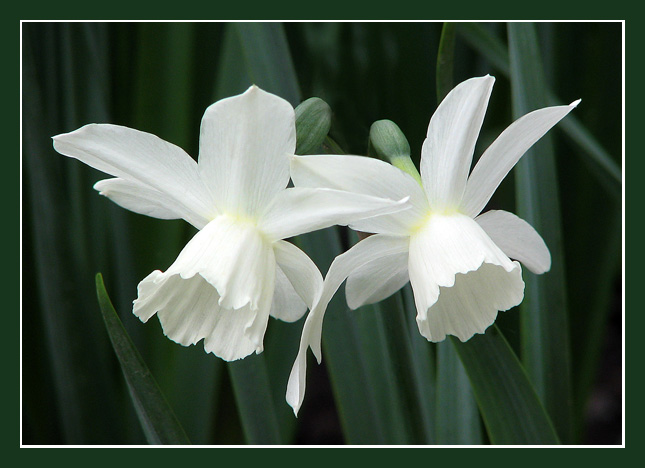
[287,399,301,417]
[570,98,582,108]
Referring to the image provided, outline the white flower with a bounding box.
[286,75,579,414]
[53,85,408,362]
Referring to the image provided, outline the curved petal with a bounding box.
[269,266,307,323]
[133,271,272,361]
[273,240,323,310]
[198,85,295,217]
[461,99,581,217]
[420,75,495,211]
[475,210,551,274]
[290,154,428,235]
[346,251,409,309]
[94,178,210,229]
[52,123,216,222]
[408,213,524,342]
[259,187,410,241]
[286,234,409,415]
[166,214,276,311]
[269,240,323,323]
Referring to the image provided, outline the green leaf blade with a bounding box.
[95,273,191,445]
[228,357,284,445]
[451,327,560,445]
[508,22,574,443]
[456,22,621,196]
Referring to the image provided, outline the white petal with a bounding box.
[53,124,216,222]
[475,210,551,274]
[259,187,410,241]
[290,154,428,235]
[461,99,581,217]
[408,213,524,342]
[132,214,276,360]
[166,214,276,311]
[133,271,271,361]
[198,86,295,217]
[420,76,495,210]
[346,251,409,309]
[273,240,323,310]
[94,178,210,229]
[269,265,307,323]
[269,240,323,323]
[286,308,321,416]
[286,234,408,415]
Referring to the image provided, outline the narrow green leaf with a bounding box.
[434,21,483,445]
[296,142,433,444]
[374,293,436,444]
[228,357,284,444]
[400,284,437,443]
[552,107,622,198]
[214,21,300,444]
[456,22,621,195]
[345,233,432,444]
[215,22,300,105]
[436,342,483,444]
[451,327,560,445]
[508,22,574,443]
[95,273,191,445]
[124,23,222,445]
[22,23,125,444]
[295,230,388,444]
[455,22,510,75]
[436,22,456,103]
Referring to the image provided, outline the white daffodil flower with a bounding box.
[53,85,408,362]
[286,75,580,414]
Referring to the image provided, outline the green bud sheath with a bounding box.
[369,120,422,184]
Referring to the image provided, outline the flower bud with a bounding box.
[369,119,421,184]
[295,97,332,155]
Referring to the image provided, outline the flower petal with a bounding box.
[346,251,409,309]
[94,178,210,229]
[133,272,270,361]
[273,240,323,310]
[269,266,307,323]
[259,187,410,241]
[420,75,495,210]
[53,124,216,222]
[269,240,323,323]
[286,234,409,415]
[461,99,581,217]
[198,85,295,217]
[166,214,276,311]
[408,213,524,342]
[475,210,551,274]
[290,154,428,235]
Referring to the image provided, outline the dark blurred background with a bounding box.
[22,22,623,445]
